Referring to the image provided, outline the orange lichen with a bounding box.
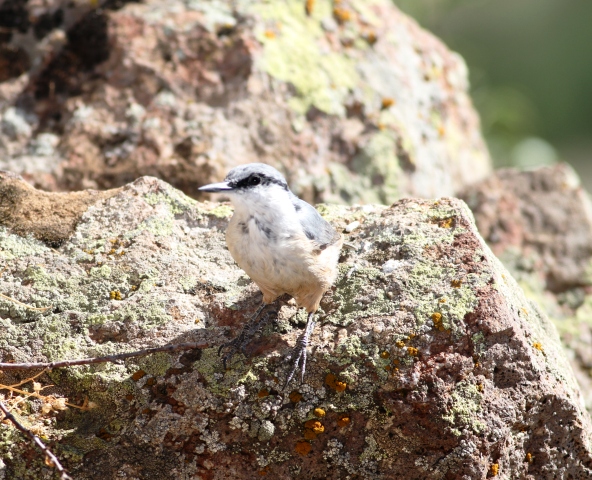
[395,340,405,348]
[490,463,499,476]
[438,125,446,137]
[364,31,377,45]
[477,383,484,392]
[295,441,312,456]
[333,7,352,23]
[439,218,453,228]
[526,452,533,463]
[381,98,395,109]
[407,347,418,357]
[304,420,325,440]
[432,312,447,332]
[131,370,146,381]
[264,30,276,39]
[304,420,325,434]
[439,298,447,303]
[533,342,544,352]
[380,351,390,359]
[305,0,315,15]
[289,391,303,403]
[337,415,350,427]
[110,290,122,300]
[451,279,462,288]
[325,373,347,391]
[313,408,326,418]
[258,388,269,398]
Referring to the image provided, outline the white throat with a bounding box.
[229,185,300,237]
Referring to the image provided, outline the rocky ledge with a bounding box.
[0,174,591,479]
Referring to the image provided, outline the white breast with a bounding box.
[225,185,331,308]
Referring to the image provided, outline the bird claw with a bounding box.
[218,338,248,370]
[284,341,308,389]
[283,313,316,390]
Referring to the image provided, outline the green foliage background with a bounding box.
[396,0,592,187]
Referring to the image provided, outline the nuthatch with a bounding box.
[199,163,343,386]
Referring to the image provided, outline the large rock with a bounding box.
[462,164,592,413]
[0,174,590,479]
[0,0,490,203]
[462,164,592,294]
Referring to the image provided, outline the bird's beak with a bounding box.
[198,181,233,193]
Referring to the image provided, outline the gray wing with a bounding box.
[292,195,341,250]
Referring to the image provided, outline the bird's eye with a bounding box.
[249,176,261,186]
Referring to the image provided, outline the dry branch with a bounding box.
[0,342,208,371]
[0,399,72,480]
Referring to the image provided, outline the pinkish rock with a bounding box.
[0,174,590,479]
[0,0,490,203]
[462,164,592,414]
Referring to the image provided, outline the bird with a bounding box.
[199,163,343,386]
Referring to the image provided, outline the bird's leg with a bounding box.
[219,302,276,369]
[284,312,316,389]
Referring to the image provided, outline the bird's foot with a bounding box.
[284,313,316,389]
[219,304,275,369]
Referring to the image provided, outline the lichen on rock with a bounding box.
[0,0,489,205]
[0,175,590,479]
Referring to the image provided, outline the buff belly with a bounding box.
[226,216,341,312]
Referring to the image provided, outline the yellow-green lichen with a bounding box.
[335,335,365,362]
[91,264,112,279]
[351,130,402,204]
[359,434,386,463]
[0,228,49,259]
[143,189,196,215]
[137,215,175,237]
[327,265,396,326]
[442,381,486,436]
[407,259,480,335]
[206,204,234,219]
[135,352,173,377]
[250,0,358,116]
[193,347,257,396]
[472,332,486,355]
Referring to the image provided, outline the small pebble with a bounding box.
[345,221,360,233]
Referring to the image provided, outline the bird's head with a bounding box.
[199,163,291,211]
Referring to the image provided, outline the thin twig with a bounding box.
[0,293,51,312]
[0,399,72,480]
[0,342,208,371]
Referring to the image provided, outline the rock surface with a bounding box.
[0,174,591,479]
[462,163,592,412]
[0,0,490,204]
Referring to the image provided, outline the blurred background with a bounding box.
[396,0,592,190]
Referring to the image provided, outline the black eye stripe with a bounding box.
[233,174,288,190]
